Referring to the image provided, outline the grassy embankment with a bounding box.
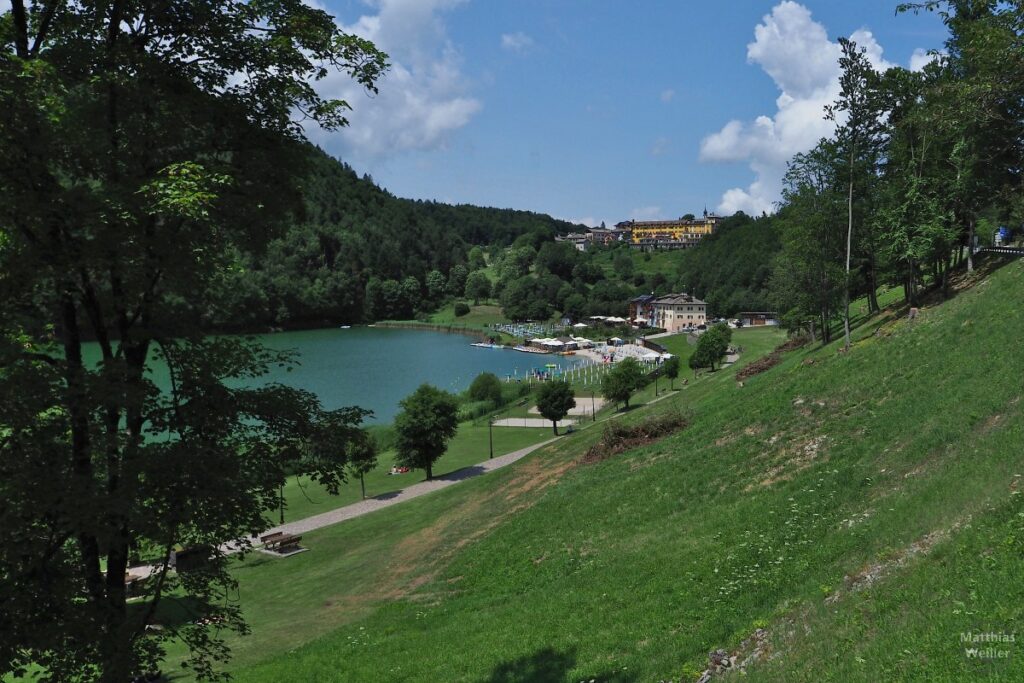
[277,422,552,523]
[170,260,1024,681]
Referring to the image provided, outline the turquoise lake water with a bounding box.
[86,327,583,423]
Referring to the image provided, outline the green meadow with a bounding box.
[162,259,1024,682]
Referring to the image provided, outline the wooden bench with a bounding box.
[277,534,302,552]
[260,532,285,549]
[262,532,302,553]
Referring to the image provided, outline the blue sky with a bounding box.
[310,1,948,226]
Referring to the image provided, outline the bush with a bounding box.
[454,302,471,317]
[468,372,503,404]
[579,411,688,464]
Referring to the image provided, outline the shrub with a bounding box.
[468,372,503,404]
[579,411,688,464]
[454,302,471,317]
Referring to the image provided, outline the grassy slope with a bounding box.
[177,260,1024,682]
[590,247,685,279]
[279,423,552,522]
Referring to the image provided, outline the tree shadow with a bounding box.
[437,465,487,482]
[484,647,637,683]
[485,647,576,683]
[373,490,403,501]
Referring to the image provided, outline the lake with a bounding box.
[86,327,584,423]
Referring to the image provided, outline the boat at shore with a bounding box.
[470,342,505,349]
[513,345,550,354]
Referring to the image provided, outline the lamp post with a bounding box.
[279,483,284,525]
[488,415,494,459]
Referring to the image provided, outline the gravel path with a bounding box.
[253,435,560,537]
[127,436,562,578]
[492,417,575,428]
[529,398,606,416]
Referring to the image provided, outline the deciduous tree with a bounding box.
[0,1,386,680]
[535,380,576,435]
[393,385,460,480]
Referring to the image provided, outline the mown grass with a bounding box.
[166,259,1024,682]
[590,246,685,278]
[278,422,553,523]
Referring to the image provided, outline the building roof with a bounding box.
[652,293,707,306]
[615,214,719,230]
[630,294,656,303]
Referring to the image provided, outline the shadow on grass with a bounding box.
[484,646,637,683]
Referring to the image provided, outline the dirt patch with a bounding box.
[736,353,782,382]
[775,336,809,353]
[578,411,689,465]
[696,628,772,682]
[825,517,969,604]
[746,435,829,491]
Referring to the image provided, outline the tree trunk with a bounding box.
[843,177,853,351]
[360,473,366,499]
[867,257,879,314]
[967,218,975,273]
[425,464,433,480]
[552,421,559,436]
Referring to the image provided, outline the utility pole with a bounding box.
[591,390,596,422]
[489,415,494,459]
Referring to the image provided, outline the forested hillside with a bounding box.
[210,146,582,329]
[675,212,780,314]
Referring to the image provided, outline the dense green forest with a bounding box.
[210,149,784,329]
[210,147,583,329]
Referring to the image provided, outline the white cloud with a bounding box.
[564,216,599,228]
[700,2,908,215]
[630,206,662,220]
[501,31,534,53]
[650,136,670,156]
[909,47,940,71]
[311,0,481,159]
[660,88,675,103]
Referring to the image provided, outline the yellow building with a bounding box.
[617,211,720,249]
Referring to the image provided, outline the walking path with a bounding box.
[493,417,575,428]
[129,381,695,578]
[529,397,607,416]
[254,435,560,537]
[127,436,561,578]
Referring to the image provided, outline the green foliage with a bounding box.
[602,357,647,409]
[393,385,460,480]
[0,0,388,678]
[662,356,681,389]
[468,372,503,405]
[535,380,576,434]
[690,324,732,373]
[425,270,447,304]
[446,264,469,298]
[675,212,781,315]
[464,271,491,304]
[613,251,634,278]
[467,246,487,272]
[500,276,552,321]
[535,241,578,279]
[453,302,471,317]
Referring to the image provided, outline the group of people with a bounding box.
[389,466,411,475]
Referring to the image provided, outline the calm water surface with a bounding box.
[256,327,583,422]
[87,327,582,423]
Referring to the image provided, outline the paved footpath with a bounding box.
[254,436,560,537]
[128,436,561,577]
[129,386,694,577]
